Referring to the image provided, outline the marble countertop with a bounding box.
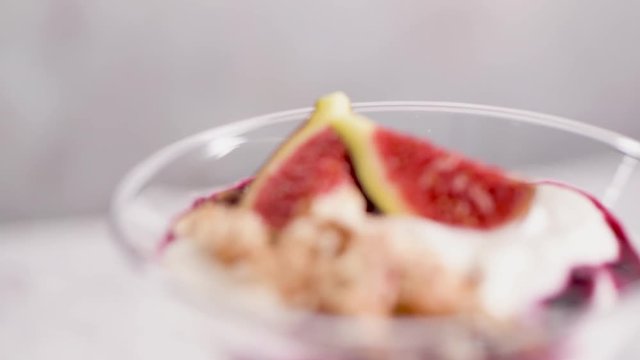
[0,218,228,360]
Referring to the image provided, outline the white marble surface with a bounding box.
[0,218,138,359]
[0,218,228,360]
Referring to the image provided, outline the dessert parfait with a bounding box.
[160,93,640,359]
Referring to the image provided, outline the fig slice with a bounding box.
[241,92,358,229]
[330,114,535,229]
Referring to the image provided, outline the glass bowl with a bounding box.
[110,101,640,359]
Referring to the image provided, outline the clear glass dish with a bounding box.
[110,101,640,359]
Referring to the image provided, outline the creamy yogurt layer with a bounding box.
[164,181,624,320]
[385,183,620,318]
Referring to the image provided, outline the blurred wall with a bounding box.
[1,0,639,222]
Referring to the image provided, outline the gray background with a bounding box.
[2,0,640,222]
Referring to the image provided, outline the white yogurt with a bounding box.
[165,183,621,319]
[385,184,620,318]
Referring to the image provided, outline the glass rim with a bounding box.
[109,101,640,264]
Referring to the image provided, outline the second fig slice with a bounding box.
[330,114,535,229]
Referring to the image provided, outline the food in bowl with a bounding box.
[161,92,640,343]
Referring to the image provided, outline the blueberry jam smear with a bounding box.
[541,180,640,309]
[594,198,640,289]
[544,266,601,309]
